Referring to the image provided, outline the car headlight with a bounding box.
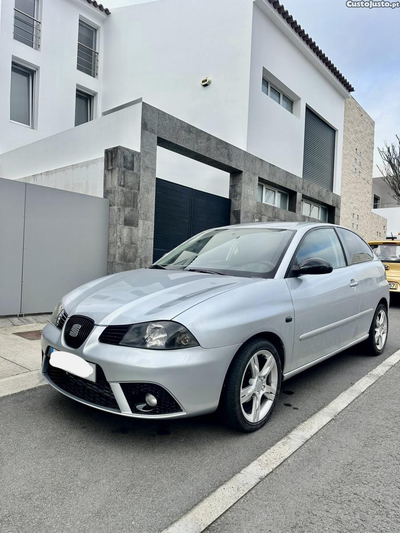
[50,301,65,327]
[120,321,199,350]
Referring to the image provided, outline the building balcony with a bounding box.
[77,42,99,78]
[14,8,41,50]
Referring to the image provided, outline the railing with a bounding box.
[373,202,400,209]
[14,8,41,50]
[77,42,99,78]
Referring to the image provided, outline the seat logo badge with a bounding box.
[69,324,82,338]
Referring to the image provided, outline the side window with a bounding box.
[336,228,373,265]
[295,228,346,269]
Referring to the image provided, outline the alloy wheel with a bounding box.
[240,349,278,423]
[374,309,388,350]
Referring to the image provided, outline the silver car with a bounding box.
[41,222,389,432]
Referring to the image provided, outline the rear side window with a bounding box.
[336,228,373,265]
[295,228,346,269]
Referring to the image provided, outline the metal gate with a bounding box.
[0,178,109,316]
[303,107,336,192]
[153,178,231,261]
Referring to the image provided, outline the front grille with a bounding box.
[120,383,183,415]
[99,324,131,346]
[47,362,119,410]
[64,315,94,349]
[56,310,68,330]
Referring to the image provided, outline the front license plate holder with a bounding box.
[49,347,96,382]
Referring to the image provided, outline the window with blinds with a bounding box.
[303,107,336,192]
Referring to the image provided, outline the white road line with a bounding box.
[163,349,400,533]
[0,370,47,398]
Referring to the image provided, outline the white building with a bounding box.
[0,0,353,208]
[372,176,400,236]
[0,0,108,154]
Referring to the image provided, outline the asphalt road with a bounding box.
[2,298,400,533]
[207,350,400,533]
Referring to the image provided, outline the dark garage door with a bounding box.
[303,107,336,192]
[153,178,231,262]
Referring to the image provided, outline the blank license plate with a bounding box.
[49,348,96,382]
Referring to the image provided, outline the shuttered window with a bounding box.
[303,108,335,192]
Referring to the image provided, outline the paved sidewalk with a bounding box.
[207,358,400,533]
[0,320,49,396]
[0,314,50,329]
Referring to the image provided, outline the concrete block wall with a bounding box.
[104,146,141,273]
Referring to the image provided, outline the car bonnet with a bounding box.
[62,268,258,325]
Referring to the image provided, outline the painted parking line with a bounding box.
[163,349,400,533]
[0,370,47,398]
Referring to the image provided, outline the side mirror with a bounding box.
[292,257,333,276]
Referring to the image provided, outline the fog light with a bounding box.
[145,393,157,407]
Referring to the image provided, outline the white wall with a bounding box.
[372,177,399,208]
[100,0,255,199]
[19,157,104,197]
[373,207,400,236]
[157,148,230,198]
[247,2,347,194]
[101,0,254,150]
[0,0,106,154]
[0,102,141,179]
[1,0,350,200]
[0,98,231,198]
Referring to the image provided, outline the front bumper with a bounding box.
[41,322,239,419]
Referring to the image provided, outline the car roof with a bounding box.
[222,222,334,230]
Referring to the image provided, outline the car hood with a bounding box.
[62,268,259,325]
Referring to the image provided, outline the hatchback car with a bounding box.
[42,222,389,432]
[369,239,400,293]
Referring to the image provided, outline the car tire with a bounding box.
[221,339,282,433]
[365,303,389,356]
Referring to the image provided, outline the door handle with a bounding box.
[349,279,359,288]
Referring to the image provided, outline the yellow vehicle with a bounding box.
[369,239,400,293]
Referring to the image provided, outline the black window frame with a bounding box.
[335,227,374,266]
[77,19,98,78]
[75,88,94,127]
[14,0,40,50]
[285,227,348,278]
[10,61,35,127]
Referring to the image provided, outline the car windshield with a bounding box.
[370,243,400,263]
[153,228,295,278]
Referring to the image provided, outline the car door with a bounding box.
[286,227,360,371]
[336,228,378,338]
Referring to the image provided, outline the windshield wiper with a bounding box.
[149,264,167,270]
[184,268,226,275]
